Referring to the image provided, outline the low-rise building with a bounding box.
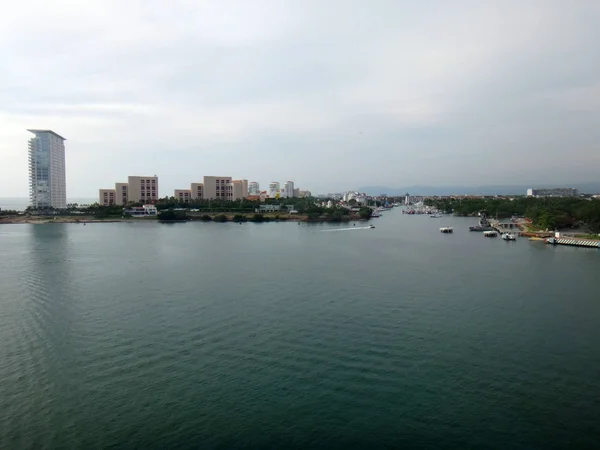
[190,183,204,200]
[99,189,116,206]
[124,204,158,217]
[527,188,579,197]
[128,176,158,203]
[256,204,282,212]
[174,189,192,203]
[232,179,249,200]
[115,182,129,205]
[204,176,233,200]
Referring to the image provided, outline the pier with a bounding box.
[489,219,522,234]
[546,237,599,248]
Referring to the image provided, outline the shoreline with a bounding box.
[0,213,369,225]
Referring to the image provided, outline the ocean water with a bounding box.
[0,211,599,449]
[0,198,97,211]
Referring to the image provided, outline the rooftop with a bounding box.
[27,129,67,141]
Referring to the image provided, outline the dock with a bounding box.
[489,219,522,234]
[546,237,599,248]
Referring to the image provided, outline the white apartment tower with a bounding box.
[284,181,295,198]
[268,182,280,198]
[248,182,260,195]
[28,129,67,209]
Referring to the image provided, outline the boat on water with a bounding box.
[502,232,516,241]
[484,231,498,237]
[369,225,375,229]
[469,215,494,232]
[440,227,453,233]
[430,214,441,218]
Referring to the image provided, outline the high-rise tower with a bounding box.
[27,129,67,209]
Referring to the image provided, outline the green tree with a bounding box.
[358,207,373,219]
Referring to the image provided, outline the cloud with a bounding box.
[1,0,599,197]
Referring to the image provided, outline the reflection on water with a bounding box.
[0,216,599,449]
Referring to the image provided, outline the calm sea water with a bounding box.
[1,211,599,449]
[0,198,97,211]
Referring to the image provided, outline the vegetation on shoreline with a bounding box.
[9,196,376,225]
[425,197,600,232]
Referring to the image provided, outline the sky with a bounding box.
[1,0,599,197]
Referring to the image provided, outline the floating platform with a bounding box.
[440,227,453,233]
[546,237,599,248]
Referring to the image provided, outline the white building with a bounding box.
[249,181,260,195]
[28,129,67,209]
[268,182,280,198]
[125,204,158,217]
[284,181,295,198]
[343,191,368,205]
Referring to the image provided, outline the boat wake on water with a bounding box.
[320,226,374,232]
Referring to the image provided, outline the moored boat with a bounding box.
[440,227,453,233]
[502,232,516,241]
[484,231,498,237]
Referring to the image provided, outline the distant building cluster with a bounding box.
[24,128,313,209]
[527,188,579,198]
[98,176,307,206]
[342,191,368,205]
[100,176,159,206]
[264,181,302,200]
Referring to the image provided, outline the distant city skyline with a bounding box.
[2,1,600,197]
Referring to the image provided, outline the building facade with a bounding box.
[124,204,158,217]
[203,176,233,200]
[128,176,158,203]
[174,189,191,202]
[268,182,280,198]
[190,183,204,200]
[249,182,260,195]
[527,188,579,197]
[115,182,129,205]
[99,189,116,206]
[27,129,67,209]
[231,179,249,200]
[284,181,295,198]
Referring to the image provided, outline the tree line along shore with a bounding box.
[0,197,374,224]
[424,196,600,234]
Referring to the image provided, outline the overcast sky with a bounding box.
[1,0,599,197]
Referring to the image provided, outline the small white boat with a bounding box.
[502,232,516,241]
[440,227,453,233]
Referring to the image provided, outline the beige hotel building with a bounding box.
[100,175,250,206]
[173,177,248,202]
[99,176,159,206]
